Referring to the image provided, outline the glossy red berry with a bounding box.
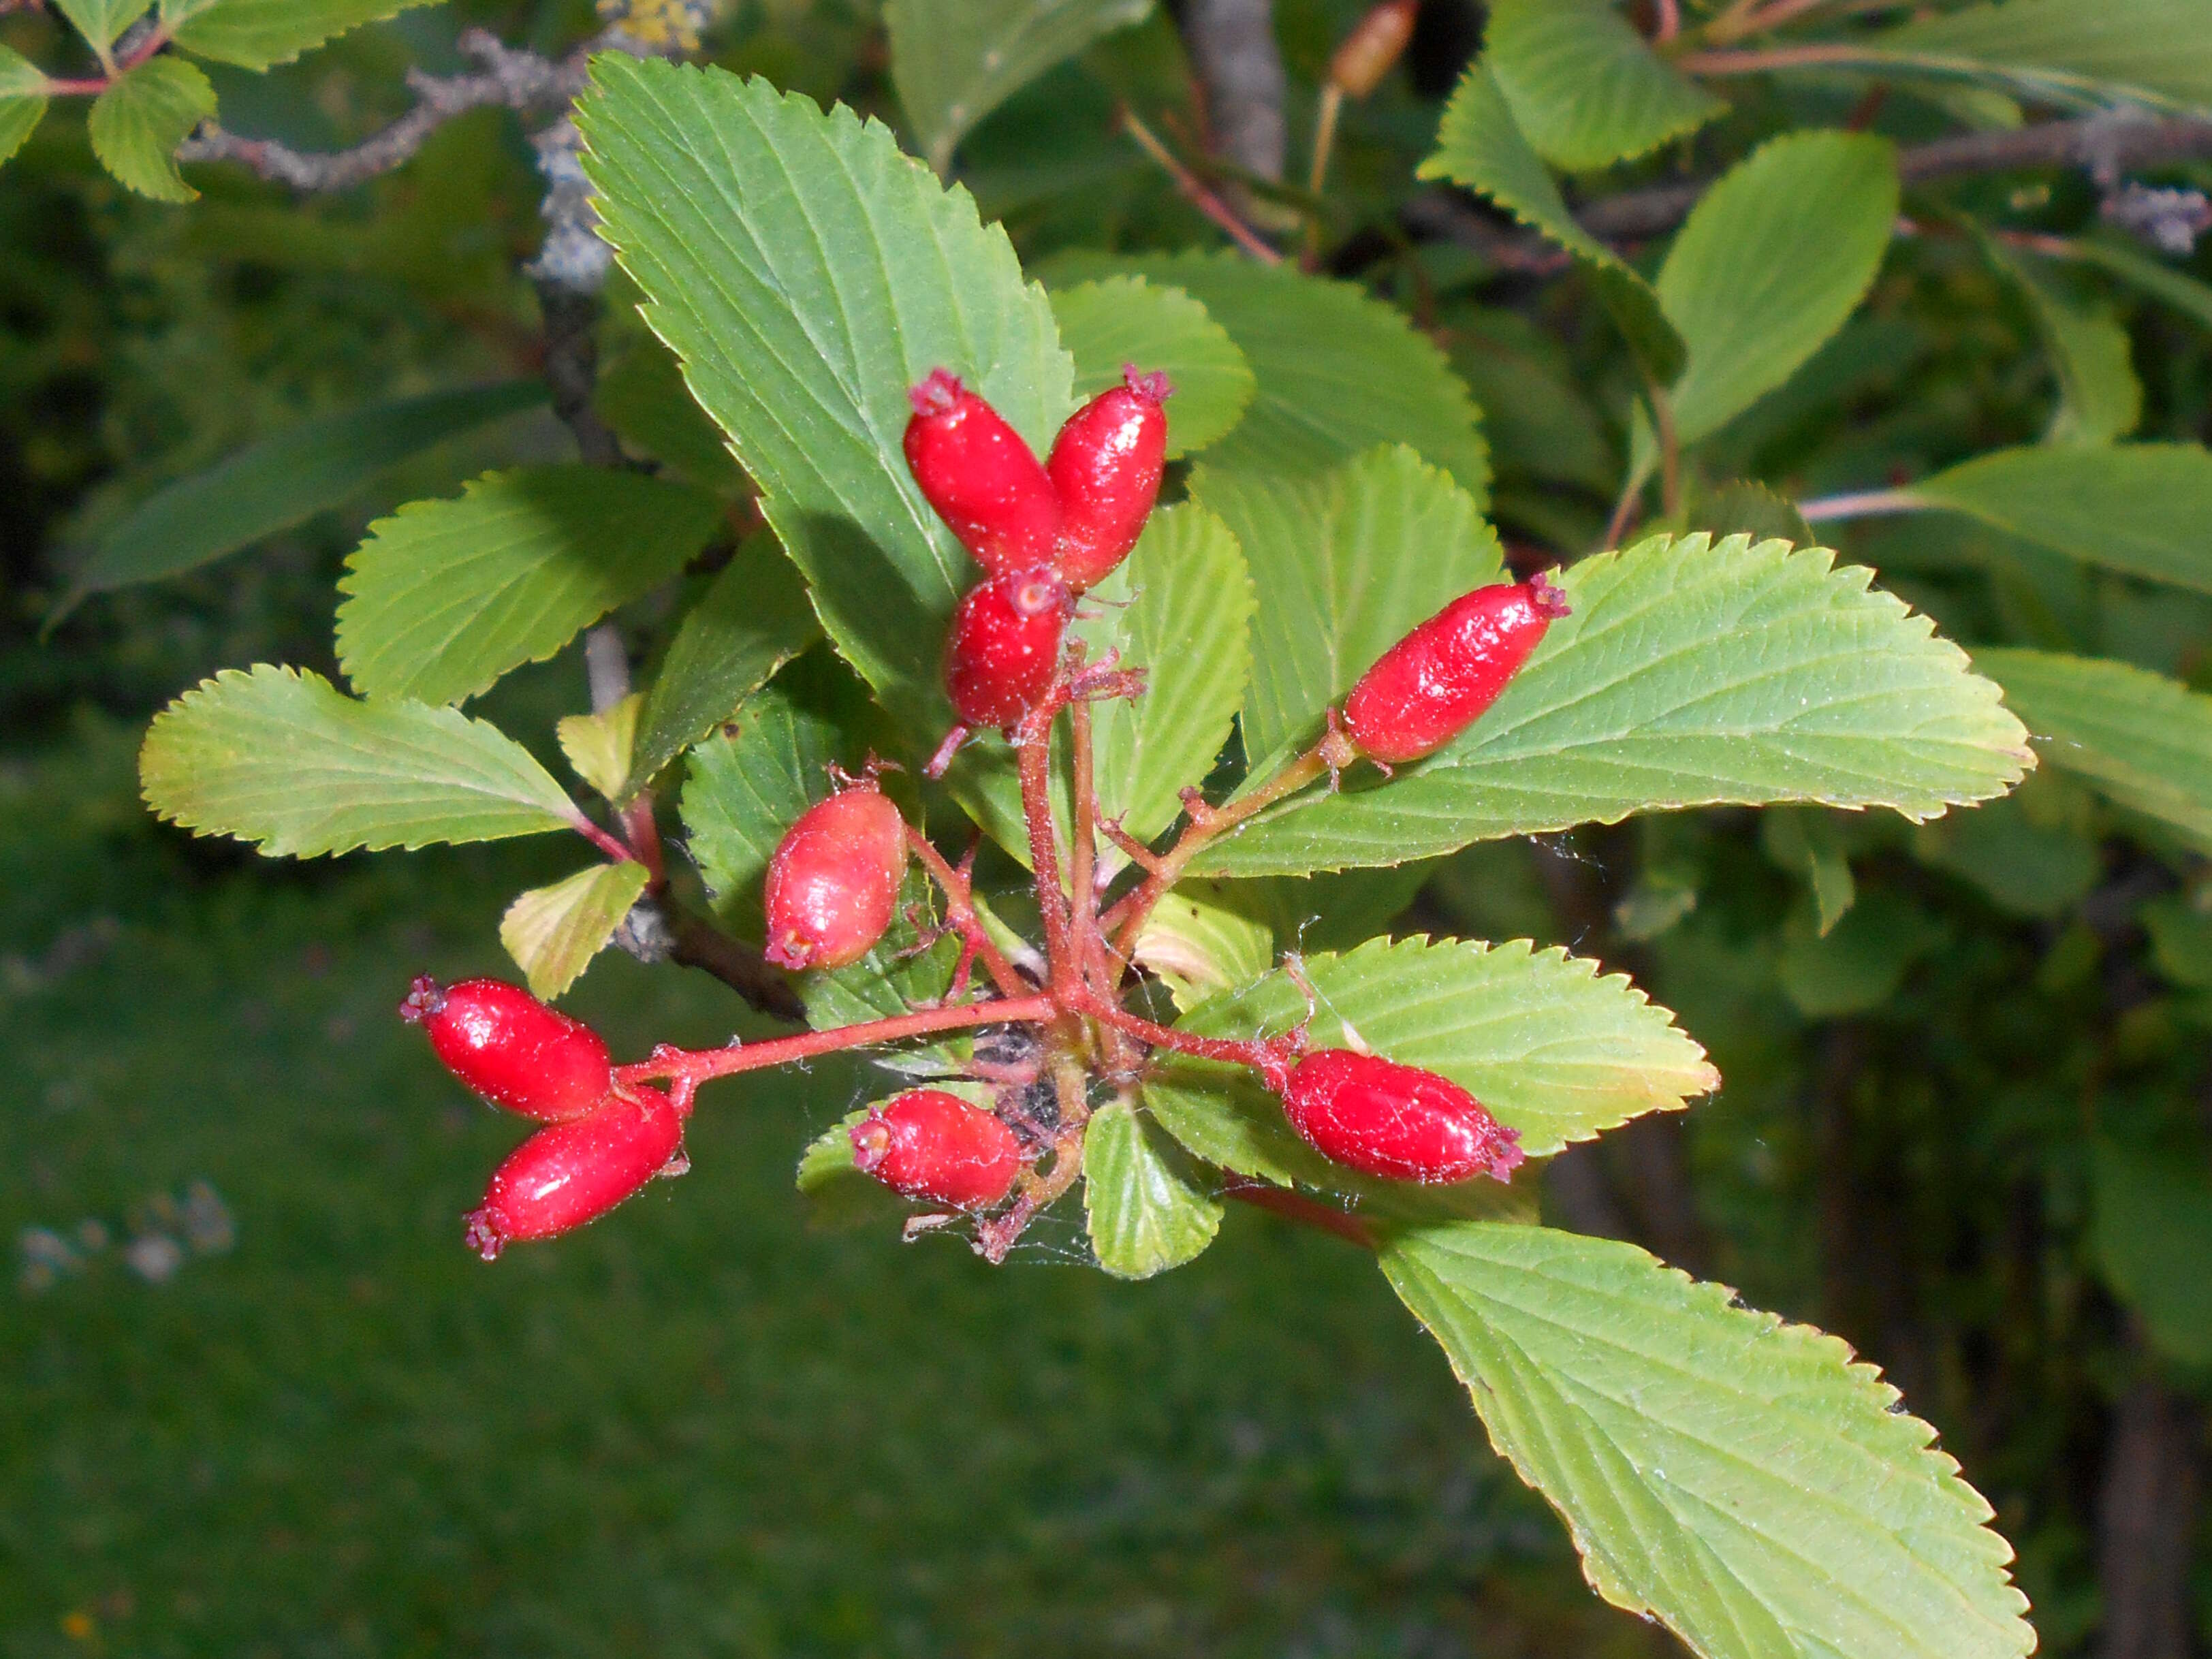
[763,782,908,972]
[463,1086,684,1259]
[944,568,1072,729]
[1340,573,1570,765]
[904,369,1062,580]
[1276,1049,1523,1184]
[400,976,612,1122]
[851,1088,1025,1210]
[1045,366,1171,591]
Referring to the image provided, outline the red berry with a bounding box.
[944,568,1072,729]
[763,782,908,972]
[463,1086,685,1258]
[850,1088,1025,1210]
[1340,573,1570,765]
[1276,1049,1523,1184]
[400,976,612,1122]
[1045,365,1171,591]
[904,369,1062,580]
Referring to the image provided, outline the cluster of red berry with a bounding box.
[405,367,1564,1257]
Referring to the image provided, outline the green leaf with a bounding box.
[1911,782,2100,919]
[1865,0,2212,116]
[1656,131,1899,448]
[795,1106,911,1230]
[54,0,144,50]
[1049,250,1491,505]
[627,541,819,797]
[1047,276,1254,460]
[60,381,548,612]
[1486,0,1723,169]
[165,0,439,70]
[888,0,1152,171]
[1778,889,1948,1017]
[1977,648,2212,851]
[2091,1137,2212,1366]
[1418,66,1684,383]
[578,59,1073,737]
[1083,1101,1223,1280]
[140,665,582,857]
[1074,502,1253,851]
[1761,807,1856,935]
[88,57,216,203]
[1903,443,2212,595]
[500,862,651,1001]
[0,46,48,168]
[1380,1222,2034,1659]
[2064,237,2212,334]
[595,334,748,494]
[1976,233,2140,445]
[1131,880,1277,1011]
[557,694,642,802]
[1195,534,2032,876]
[335,467,722,708]
[1192,445,1502,771]
[1158,935,1717,1160]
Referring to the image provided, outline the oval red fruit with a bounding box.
[1045,365,1171,591]
[944,568,1072,729]
[904,368,1062,579]
[1340,573,1569,765]
[850,1088,1025,1210]
[463,1086,684,1259]
[1278,1049,1523,1184]
[400,976,612,1122]
[763,784,908,972]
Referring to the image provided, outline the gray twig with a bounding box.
[1183,0,1287,185]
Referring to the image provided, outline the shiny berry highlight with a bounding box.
[463,1086,686,1259]
[1341,573,1569,765]
[851,1088,1026,1210]
[763,783,908,972]
[904,369,1062,580]
[1276,1049,1523,1184]
[1045,366,1171,591]
[400,975,612,1122]
[944,569,1072,729]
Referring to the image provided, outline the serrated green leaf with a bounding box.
[595,334,748,494]
[1865,0,2212,116]
[889,0,1152,170]
[1192,444,1502,771]
[1656,131,1899,449]
[164,0,438,70]
[627,541,819,797]
[1380,1222,2034,1659]
[1195,535,2031,876]
[0,46,48,168]
[1049,250,1491,505]
[140,665,581,857]
[1047,276,1254,460]
[1084,1101,1222,1279]
[1444,309,1615,494]
[88,57,216,204]
[500,861,651,1000]
[578,59,1073,740]
[58,381,549,614]
[1132,881,1276,1011]
[2092,1138,2212,1367]
[557,693,642,802]
[1978,647,2212,851]
[1904,443,2212,594]
[1687,480,1814,548]
[336,467,721,708]
[1976,232,2140,445]
[682,683,845,939]
[54,0,144,50]
[1486,0,1723,169]
[1418,66,1684,383]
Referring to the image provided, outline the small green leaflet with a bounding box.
[888,0,1152,171]
[89,57,216,203]
[578,59,1073,736]
[54,0,144,50]
[1047,249,1491,507]
[2092,1137,2212,1367]
[1417,66,1684,383]
[0,46,48,168]
[1760,807,1856,936]
[1862,0,2212,117]
[1381,1222,2034,1659]
[500,862,651,1001]
[1974,232,2140,445]
[59,380,548,614]
[336,467,723,707]
[558,693,642,802]
[1192,444,1502,773]
[1192,534,2030,876]
[1083,1101,1222,1280]
[1131,881,1276,1011]
[627,541,819,798]
[1902,443,2212,595]
[1486,0,1723,169]
[139,664,582,857]
[795,1106,909,1230]
[1047,276,1254,460]
[163,0,439,70]
[1978,648,2212,851]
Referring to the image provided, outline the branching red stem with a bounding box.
[614,994,1058,1090]
[902,825,1028,999]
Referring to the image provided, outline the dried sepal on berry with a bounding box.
[904,369,1062,580]
[850,1088,1026,1211]
[463,1085,686,1259]
[762,778,908,973]
[1276,1049,1523,1184]
[400,975,613,1122]
[1341,573,1570,765]
[1045,365,1171,591]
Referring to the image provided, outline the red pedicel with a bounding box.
[1045,365,1171,591]
[400,976,612,1122]
[944,568,1073,729]
[1340,573,1570,765]
[904,369,1062,579]
[463,1086,684,1259]
[1276,1049,1523,1184]
[850,1089,1025,1210]
[763,781,908,972]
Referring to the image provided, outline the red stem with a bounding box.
[1072,989,1294,1085]
[1222,1181,1376,1249]
[902,825,1028,1000]
[570,812,637,865]
[614,994,1059,1088]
